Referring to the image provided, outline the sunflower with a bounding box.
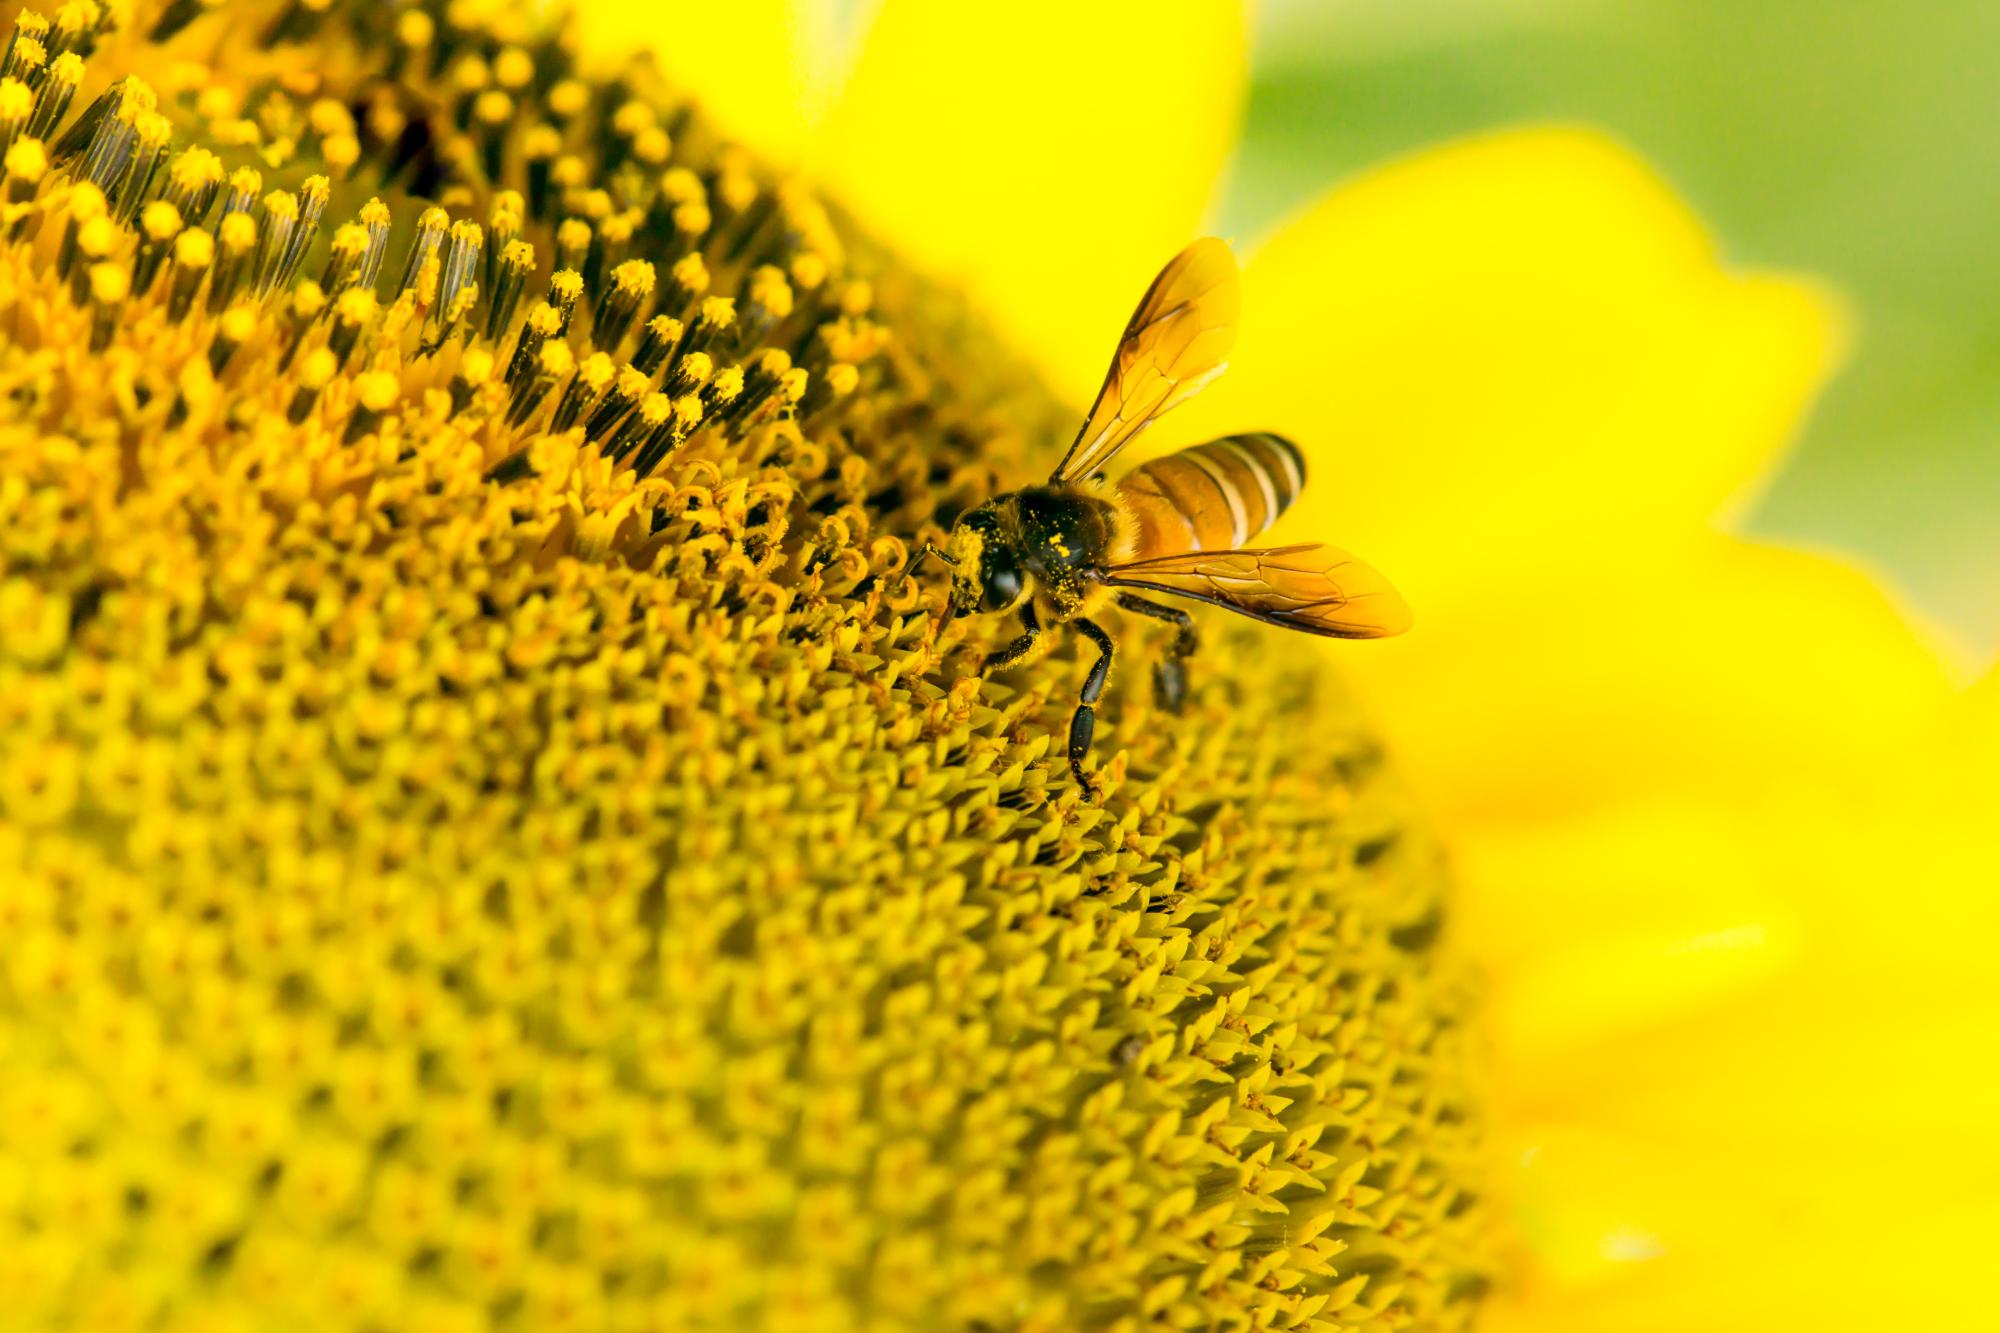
[0,2,1987,1331]
[1,3,1496,1330]
[599,1,2000,1327]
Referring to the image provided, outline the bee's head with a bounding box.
[944,505,1025,618]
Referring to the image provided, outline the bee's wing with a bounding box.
[1105,543,1412,639]
[1049,238,1240,486]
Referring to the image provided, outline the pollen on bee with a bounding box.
[945,522,986,570]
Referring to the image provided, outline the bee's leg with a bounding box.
[979,603,1042,674]
[1068,618,1114,798]
[902,542,956,586]
[1114,593,1197,715]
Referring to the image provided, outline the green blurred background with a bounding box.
[1220,0,1998,664]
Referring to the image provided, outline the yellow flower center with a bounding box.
[0,2,1499,1328]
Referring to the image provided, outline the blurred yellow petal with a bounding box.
[1555,975,2000,1148]
[812,1,1251,406]
[1970,660,2000,716]
[1465,798,1801,1070]
[1495,978,2000,1330]
[1479,772,1998,1067]
[1484,703,1999,1329]
[1493,1110,2000,1331]
[1174,126,1845,601]
[1357,534,1948,832]
[578,1,844,160]
[1945,660,2000,790]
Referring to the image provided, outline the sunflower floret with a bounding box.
[0,2,1498,1329]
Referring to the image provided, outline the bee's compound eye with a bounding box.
[980,560,1023,613]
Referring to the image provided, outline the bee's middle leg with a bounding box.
[980,603,1042,674]
[1068,617,1114,798]
[1114,593,1197,714]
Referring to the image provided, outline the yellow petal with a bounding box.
[1946,660,2000,791]
[577,1,844,161]
[1484,709,2000,1328]
[1492,1096,2000,1331]
[1171,126,1846,602]
[1464,798,1800,1071]
[812,1,1251,407]
[1493,970,2000,1330]
[1348,534,1950,835]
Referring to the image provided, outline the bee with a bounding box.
[909,237,1411,798]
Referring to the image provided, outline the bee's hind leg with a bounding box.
[1114,593,1197,715]
[1068,618,1114,799]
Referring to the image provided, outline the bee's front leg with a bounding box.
[1068,618,1114,799]
[1114,593,1197,714]
[979,603,1042,674]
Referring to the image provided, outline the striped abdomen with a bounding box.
[1114,432,1307,559]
